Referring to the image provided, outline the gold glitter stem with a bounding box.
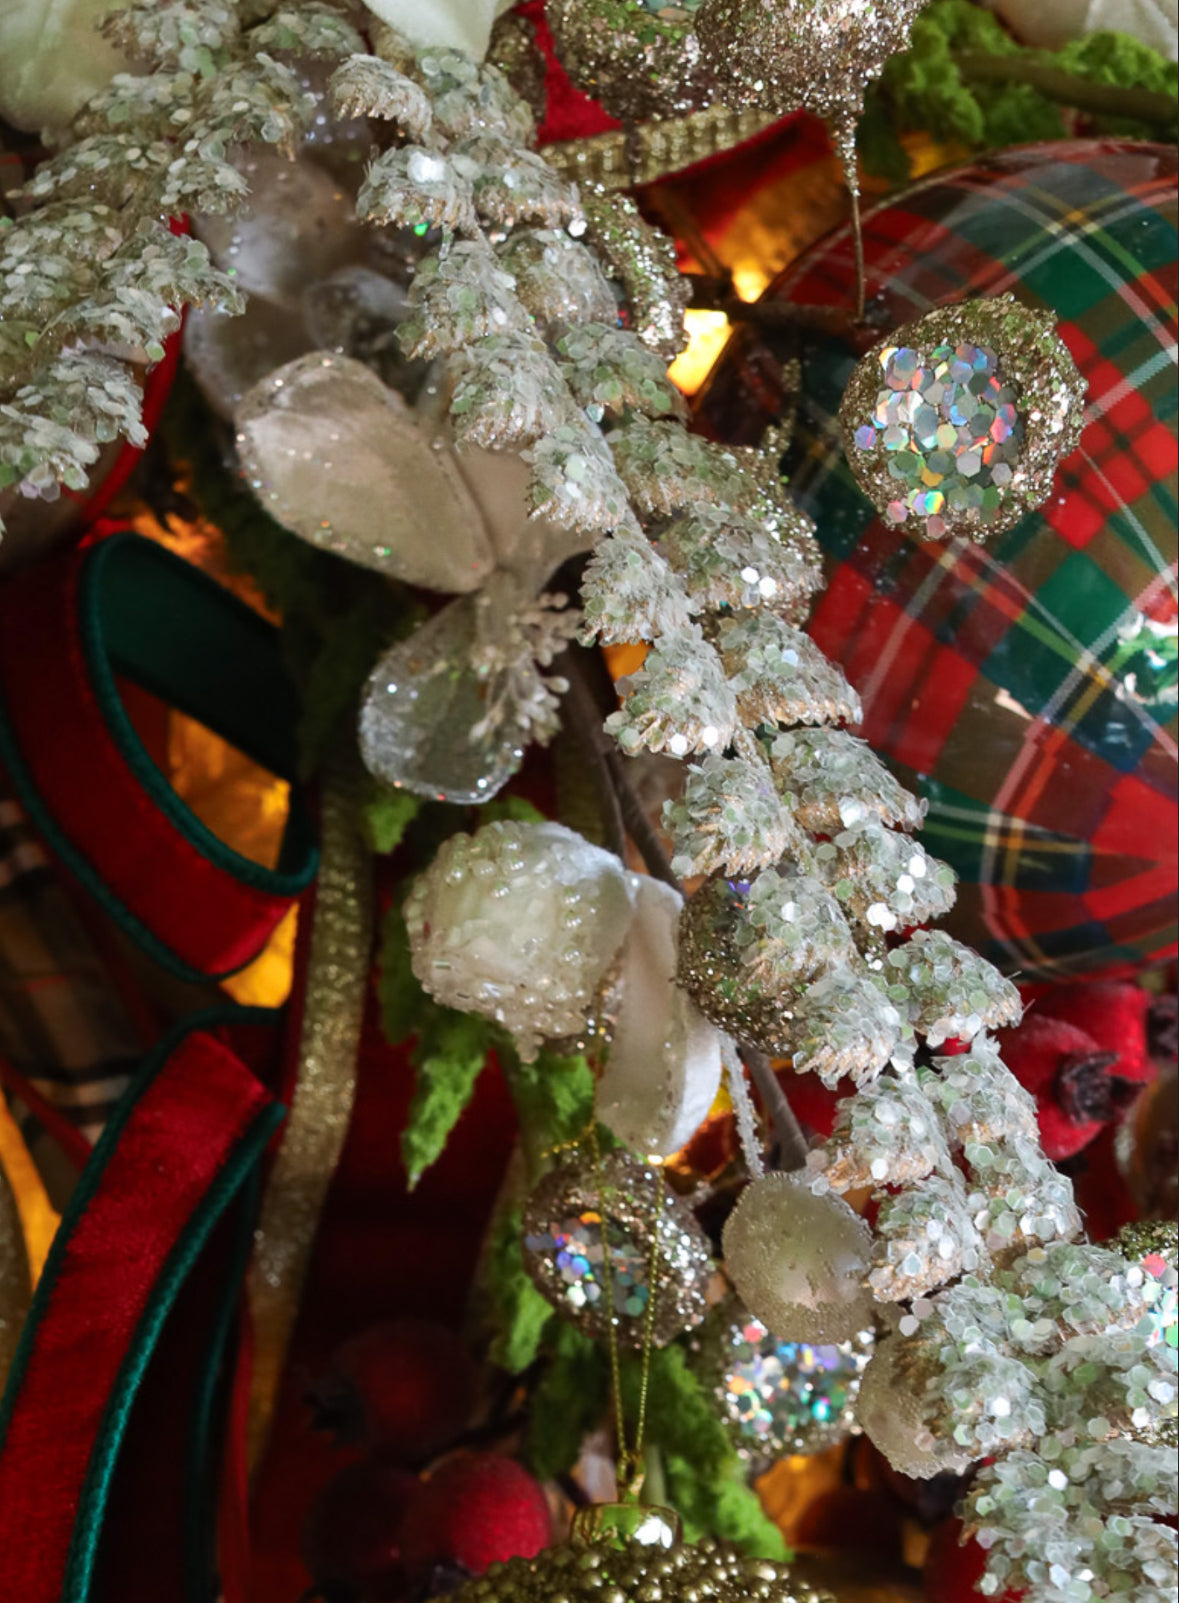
[829,116,866,322]
[248,752,374,1471]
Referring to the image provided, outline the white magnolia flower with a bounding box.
[362,0,516,58]
[0,0,130,130]
[990,0,1178,58]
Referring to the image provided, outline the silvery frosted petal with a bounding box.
[235,352,494,591]
[359,594,526,803]
[194,150,370,308]
[404,820,637,1060]
[185,297,313,420]
[595,877,723,1158]
[301,266,415,390]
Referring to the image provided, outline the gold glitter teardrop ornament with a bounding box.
[521,1149,711,1348]
[695,0,927,124]
[839,294,1087,544]
[447,1503,833,1603]
[545,0,716,122]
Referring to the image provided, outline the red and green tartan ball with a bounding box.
[698,140,1178,982]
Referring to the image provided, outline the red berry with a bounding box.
[318,1319,477,1462]
[924,1517,1024,1602]
[999,1014,1133,1160]
[301,1456,417,1601]
[401,1452,552,1577]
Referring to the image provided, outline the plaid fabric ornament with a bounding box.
[698,141,1178,981]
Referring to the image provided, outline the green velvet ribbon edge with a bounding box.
[0,531,318,981]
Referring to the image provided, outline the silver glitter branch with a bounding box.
[0,0,365,531]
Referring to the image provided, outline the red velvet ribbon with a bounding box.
[0,541,301,980]
[0,1026,282,1603]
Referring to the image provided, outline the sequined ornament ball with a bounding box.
[696,1301,874,1464]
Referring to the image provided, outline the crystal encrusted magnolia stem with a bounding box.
[345,28,1175,1600]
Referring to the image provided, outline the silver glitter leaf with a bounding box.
[495,228,617,334]
[657,502,822,619]
[523,421,632,535]
[447,330,574,449]
[398,241,529,360]
[459,133,583,230]
[870,1170,986,1301]
[788,965,906,1089]
[663,753,803,879]
[356,145,478,235]
[818,1076,954,1194]
[431,62,535,144]
[769,727,926,834]
[718,612,862,728]
[884,930,1023,1047]
[606,626,738,757]
[556,321,686,422]
[328,52,433,135]
[610,417,754,520]
[811,820,956,938]
[580,530,694,645]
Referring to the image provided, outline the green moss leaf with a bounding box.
[363,784,422,854]
[526,1324,610,1480]
[401,1006,494,1188]
[486,1201,556,1375]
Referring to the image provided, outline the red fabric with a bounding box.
[92,1015,285,1603]
[517,0,621,144]
[0,1031,275,1603]
[0,543,297,978]
[248,871,519,1601]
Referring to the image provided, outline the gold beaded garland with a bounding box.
[448,1531,833,1602]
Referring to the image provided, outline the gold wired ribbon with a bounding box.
[247,754,374,1470]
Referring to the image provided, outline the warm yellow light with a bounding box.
[0,1099,59,1287]
[669,309,733,398]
